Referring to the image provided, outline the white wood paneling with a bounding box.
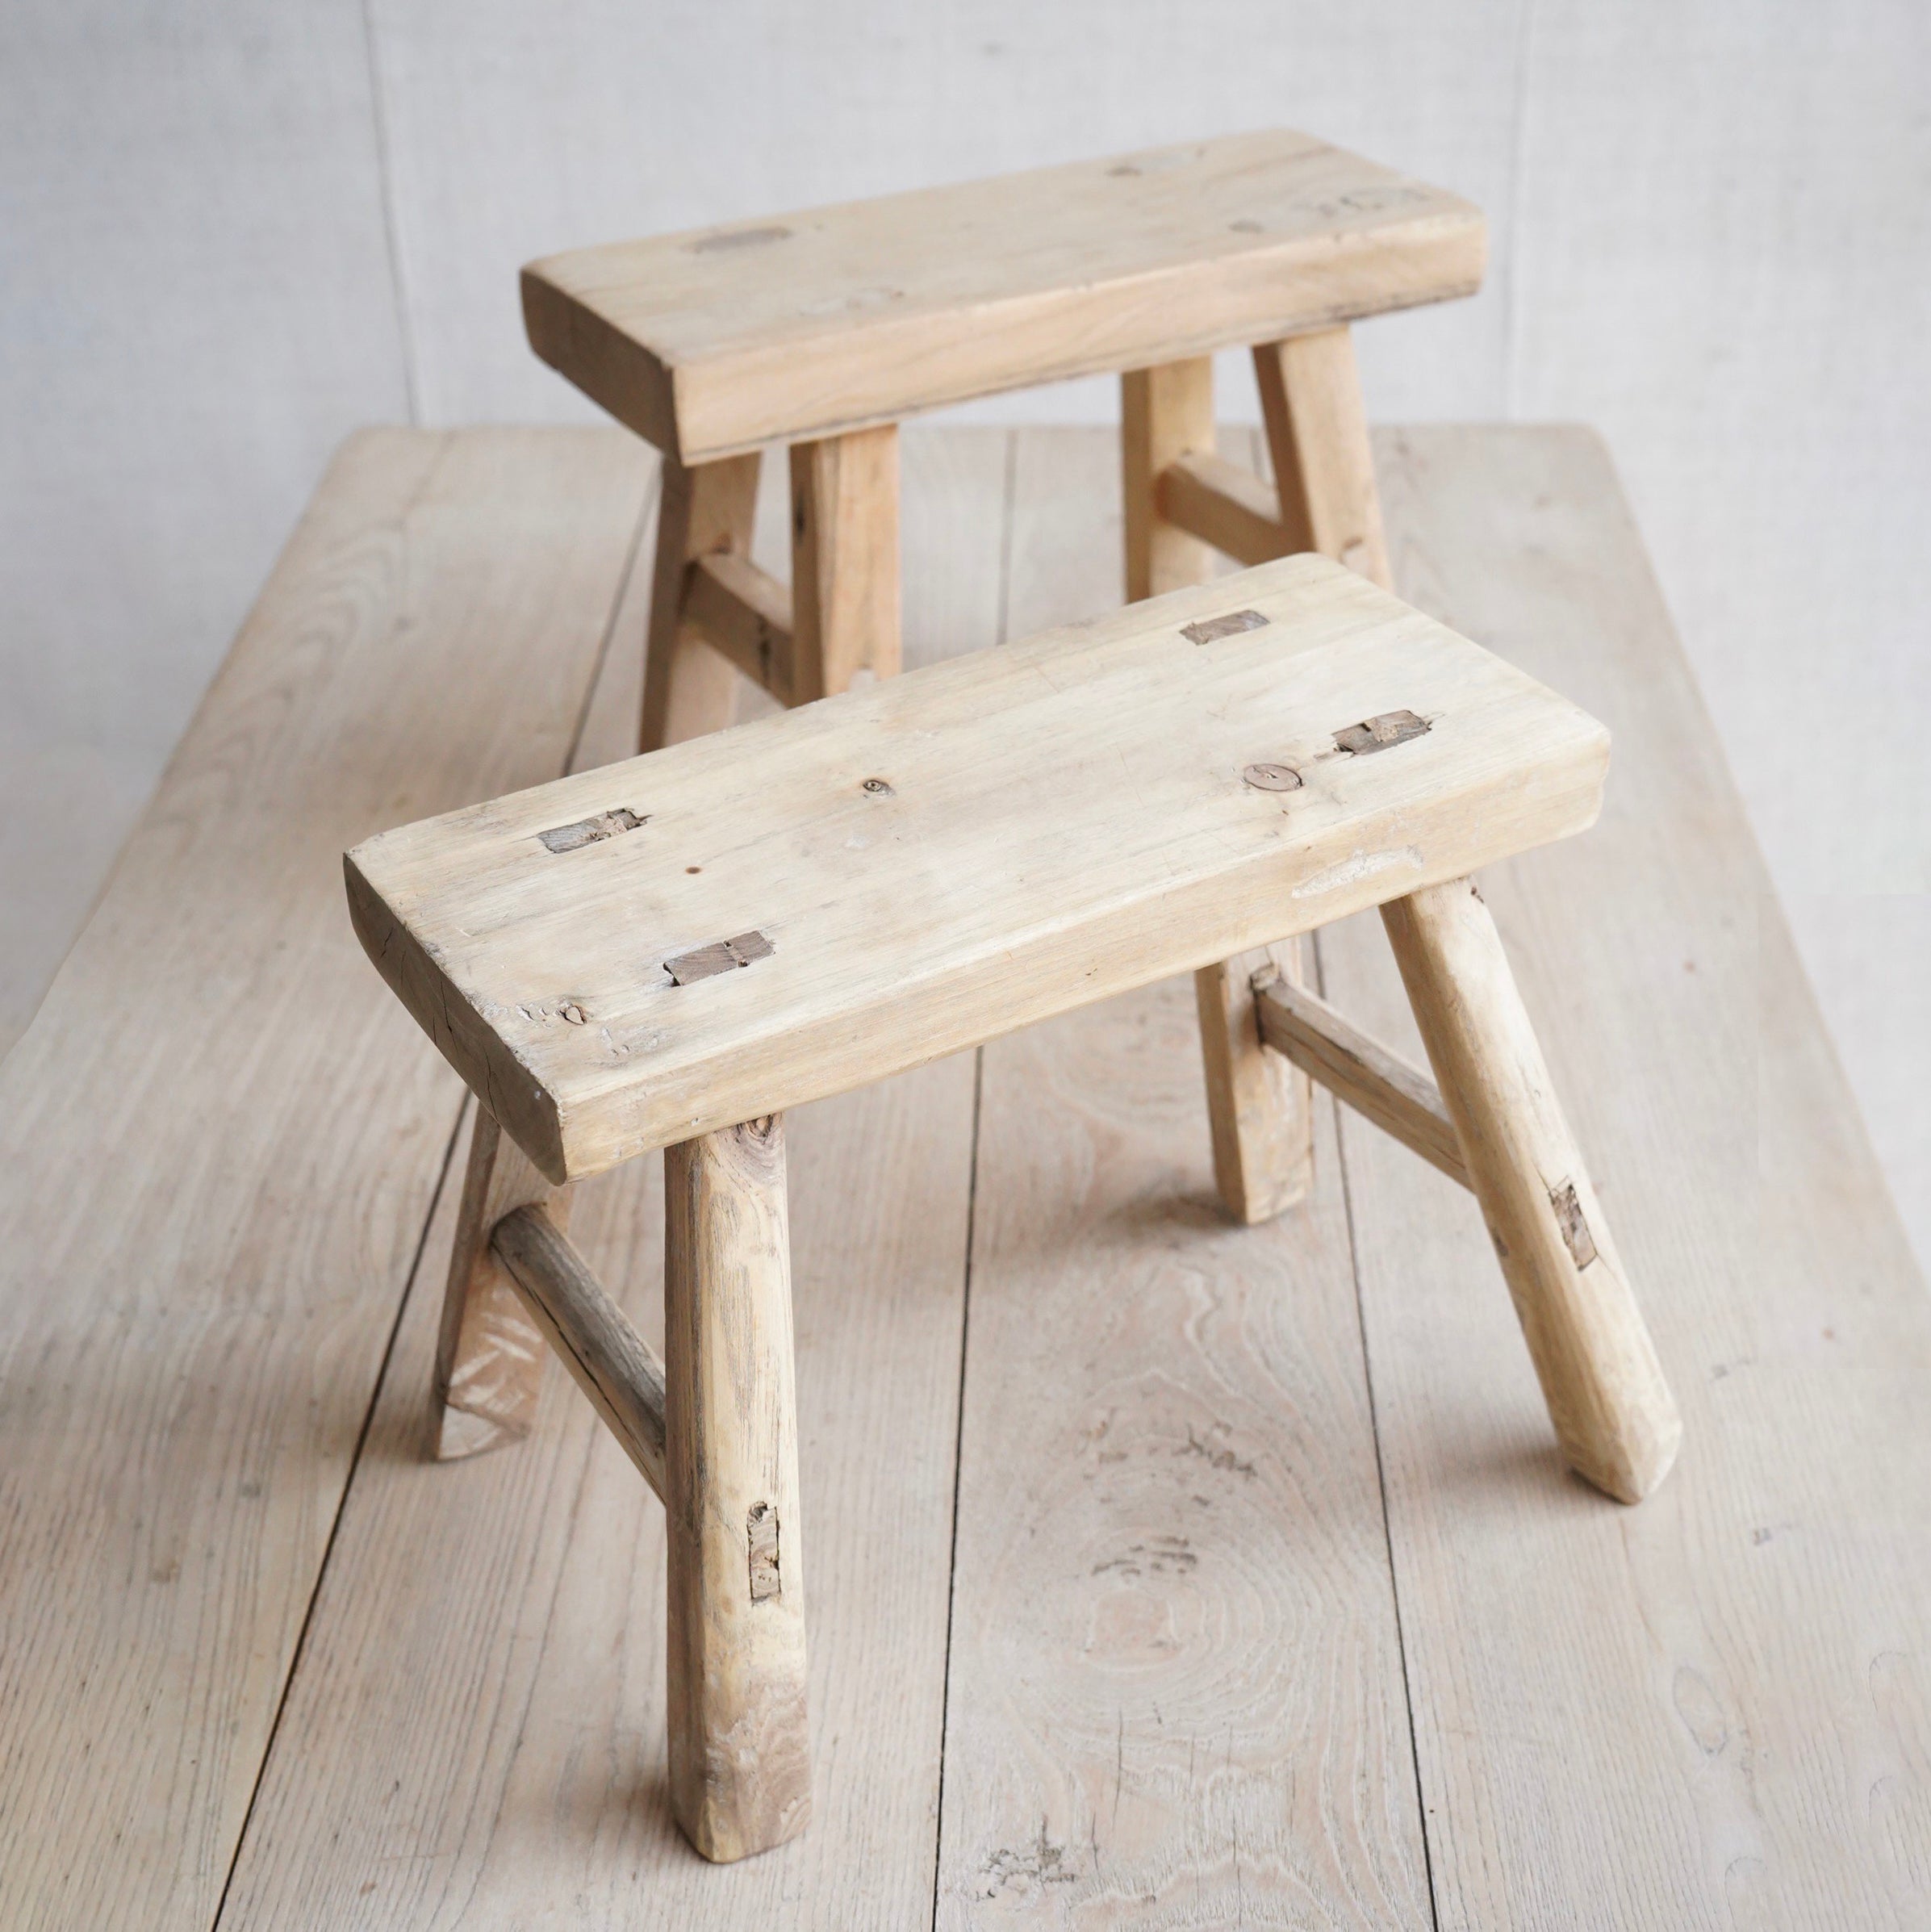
[0,0,412,1048]
[1509,0,1931,900]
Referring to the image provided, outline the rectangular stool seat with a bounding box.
[349,554,1605,1185]
[524,128,1484,463]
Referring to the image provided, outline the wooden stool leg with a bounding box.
[1252,325,1390,586]
[1382,880,1682,1502]
[1122,357,1215,600]
[1196,937,1317,1222]
[640,452,762,752]
[789,424,901,702]
[1124,358,1317,1219]
[433,1106,571,1459]
[663,1114,810,1862]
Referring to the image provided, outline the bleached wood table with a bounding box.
[0,425,1925,1925]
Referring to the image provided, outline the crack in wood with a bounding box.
[1334,709,1430,755]
[538,807,646,853]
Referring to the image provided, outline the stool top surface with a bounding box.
[523,129,1484,463]
[348,555,1603,1184]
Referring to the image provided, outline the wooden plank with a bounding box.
[523,130,1483,462]
[1158,448,1287,567]
[0,427,653,1930]
[349,552,1611,1183]
[217,424,1009,1926]
[1382,877,1680,1503]
[790,424,902,701]
[1255,968,1467,1188]
[1256,328,1391,586]
[434,1106,570,1458]
[683,550,795,703]
[935,423,1431,1925]
[1340,424,1931,1920]
[663,1116,812,1861]
[1122,358,1215,600]
[490,1205,667,1501]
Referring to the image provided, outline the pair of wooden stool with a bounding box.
[349,130,1681,1863]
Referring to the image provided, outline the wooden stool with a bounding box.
[348,554,1682,1860]
[523,128,1486,1236]
[520,127,1483,749]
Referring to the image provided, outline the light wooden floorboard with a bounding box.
[934,427,1432,1926]
[1333,424,1931,1928]
[217,427,1010,1926]
[0,428,653,1931]
[6,424,1925,1928]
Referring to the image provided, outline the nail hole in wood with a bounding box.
[538,807,646,853]
[1181,608,1270,646]
[1334,710,1431,756]
[862,777,894,796]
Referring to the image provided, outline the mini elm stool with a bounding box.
[346,554,1682,1861]
[522,128,1487,1236]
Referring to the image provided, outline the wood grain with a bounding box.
[1121,357,1215,601]
[349,551,1611,1182]
[1256,328,1391,587]
[1255,966,1466,1188]
[522,129,1483,462]
[790,424,901,702]
[1340,424,1931,1922]
[434,1107,570,1458]
[0,427,652,1930]
[1383,876,1680,1502]
[490,1202,667,1500]
[1156,447,1289,568]
[684,550,796,704]
[216,424,1005,1926]
[640,451,759,752]
[663,1116,812,1860]
[18,424,1926,1925]
[934,423,1431,1925]
[1195,936,1317,1225]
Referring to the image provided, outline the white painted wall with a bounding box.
[3,2,1927,1257]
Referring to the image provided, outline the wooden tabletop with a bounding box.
[525,130,1483,461]
[2,424,1924,1927]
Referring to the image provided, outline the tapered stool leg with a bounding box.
[433,1107,570,1459]
[641,452,763,752]
[1382,878,1682,1502]
[1123,357,1216,600]
[790,424,901,702]
[1123,356,1317,1219]
[663,1114,811,1861]
[1253,326,1390,585]
[1196,937,1317,1222]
